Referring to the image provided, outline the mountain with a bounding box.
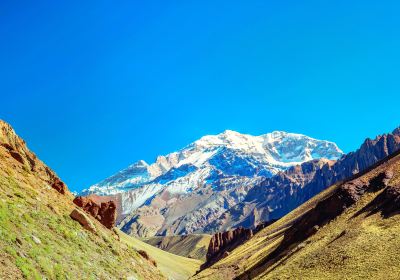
[205,127,400,234]
[0,120,183,279]
[193,141,400,280]
[82,130,343,236]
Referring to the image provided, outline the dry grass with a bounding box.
[120,231,202,280]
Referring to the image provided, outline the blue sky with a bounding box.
[1,1,399,192]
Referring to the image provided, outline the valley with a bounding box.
[2,118,400,280]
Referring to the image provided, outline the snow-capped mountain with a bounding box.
[82,130,343,236]
[83,130,342,195]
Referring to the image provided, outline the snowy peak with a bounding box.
[191,130,342,168]
[261,131,343,164]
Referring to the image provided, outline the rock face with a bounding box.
[73,196,117,229]
[0,120,68,195]
[202,220,276,270]
[202,227,253,269]
[70,209,96,233]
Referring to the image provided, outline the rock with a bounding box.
[73,196,116,229]
[99,201,117,229]
[31,235,41,244]
[70,209,96,233]
[202,227,253,269]
[50,177,67,195]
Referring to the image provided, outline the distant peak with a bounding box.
[130,160,149,168]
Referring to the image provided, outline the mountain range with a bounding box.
[81,130,343,236]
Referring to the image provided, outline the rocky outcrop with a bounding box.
[87,193,124,224]
[0,120,68,195]
[202,219,277,270]
[73,196,117,229]
[201,227,253,270]
[70,209,96,233]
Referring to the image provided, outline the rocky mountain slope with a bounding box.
[0,120,168,279]
[114,128,400,237]
[193,145,400,280]
[83,130,343,237]
[203,127,400,234]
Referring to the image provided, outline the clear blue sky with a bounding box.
[1,1,399,192]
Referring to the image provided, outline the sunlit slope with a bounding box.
[143,234,211,261]
[0,123,164,279]
[120,231,202,280]
[194,152,400,280]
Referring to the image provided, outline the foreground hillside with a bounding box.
[193,150,400,280]
[0,120,164,279]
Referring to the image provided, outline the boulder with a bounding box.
[70,209,96,233]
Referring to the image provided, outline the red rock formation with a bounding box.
[202,227,253,270]
[73,196,117,229]
[87,193,124,224]
[201,219,277,270]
